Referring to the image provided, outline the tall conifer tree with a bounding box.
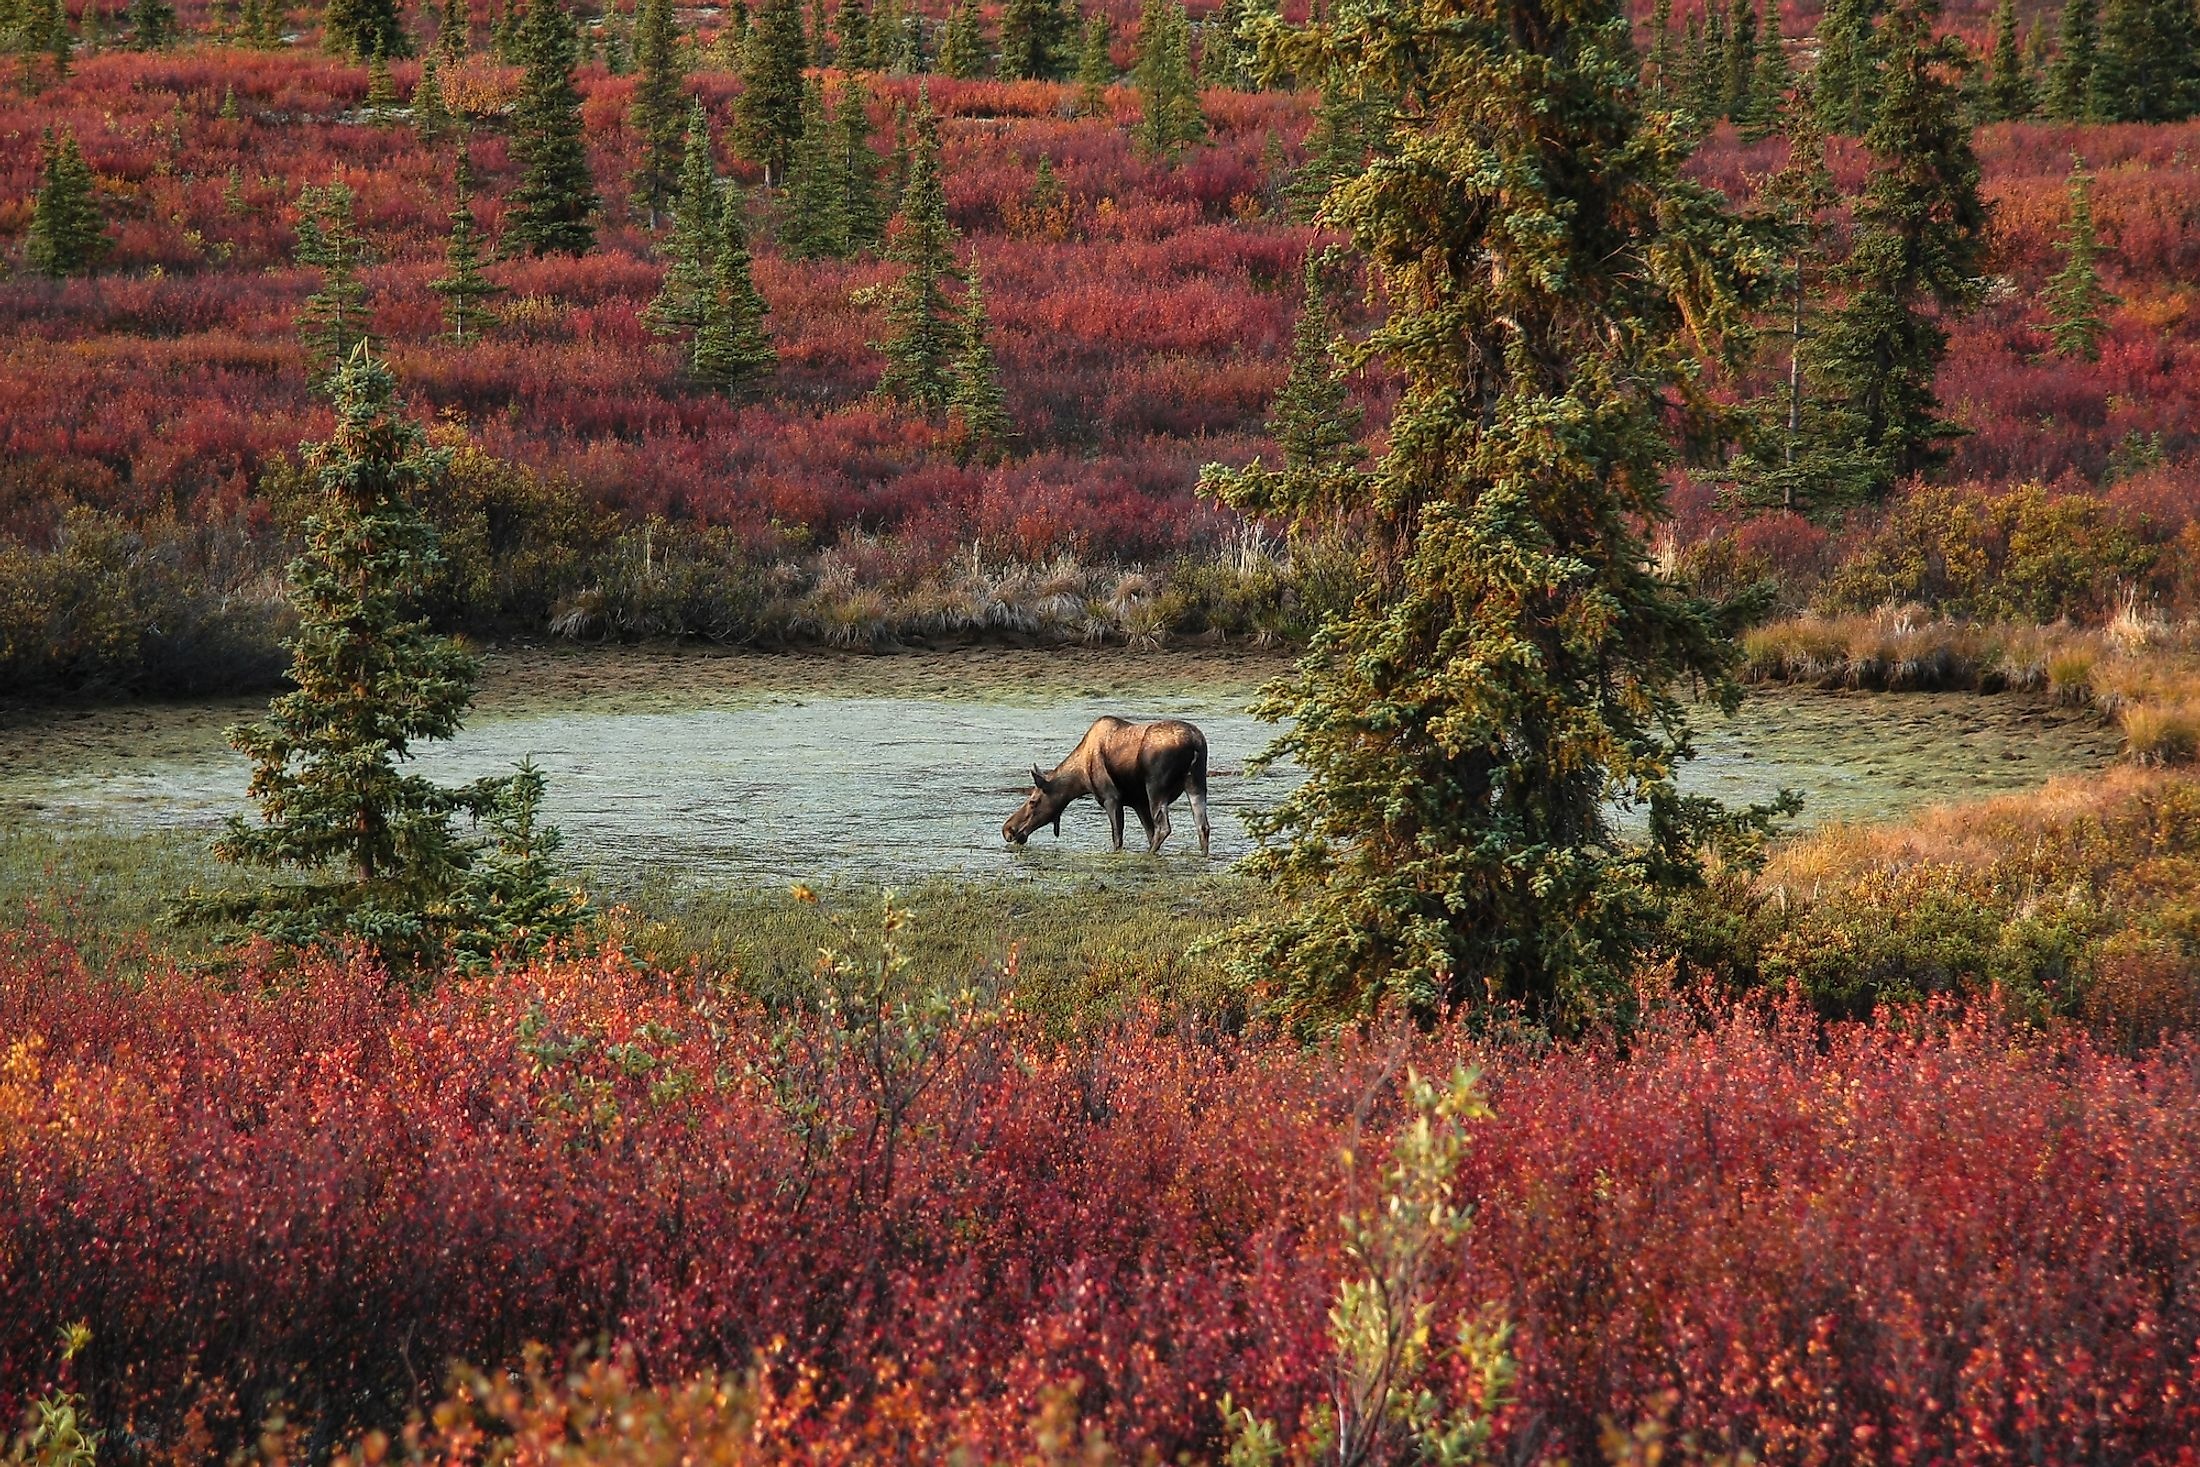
[323,0,404,57]
[837,0,868,63]
[1809,0,1988,489]
[946,251,1011,461]
[998,0,1069,78]
[646,101,721,334]
[837,79,887,251]
[1721,0,1758,119]
[1133,0,1204,156]
[1646,0,1676,96]
[1982,0,2037,118]
[1075,9,1114,113]
[1814,0,1881,133]
[1268,251,1362,486]
[430,148,503,341]
[173,351,575,970]
[25,129,110,277]
[2044,158,2115,358]
[2094,0,2200,121]
[937,0,987,76]
[1742,6,1792,137]
[781,74,850,256]
[505,0,599,254]
[691,187,775,391]
[2047,0,2102,118]
[876,92,960,414]
[295,183,375,380]
[1201,0,1787,1025]
[737,0,806,182]
[627,0,688,226]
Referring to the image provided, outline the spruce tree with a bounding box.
[1267,251,1361,484]
[295,183,376,381]
[446,758,593,974]
[998,0,1069,79]
[430,148,503,342]
[937,0,986,76]
[876,93,960,414]
[173,350,564,971]
[505,0,599,255]
[25,129,110,278]
[1285,74,1386,221]
[323,0,404,58]
[807,0,828,62]
[1721,0,1757,120]
[1646,0,1675,97]
[1814,0,1881,133]
[1741,6,1792,138]
[2094,0,2200,121]
[2047,0,2101,118]
[737,0,806,183]
[781,74,850,256]
[647,101,721,333]
[1682,10,1722,121]
[1982,0,2036,118]
[1199,0,1787,1027]
[1726,84,1875,512]
[837,79,887,251]
[438,0,468,57]
[1199,0,1253,89]
[44,0,71,77]
[691,187,775,391]
[414,51,455,136]
[1133,0,1204,157]
[365,43,401,119]
[127,0,174,47]
[627,0,688,226]
[836,0,868,63]
[945,251,1011,461]
[1074,9,1113,113]
[1809,0,1988,490]
[2044,158,2114,358]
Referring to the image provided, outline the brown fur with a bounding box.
[1002,717,1211,855]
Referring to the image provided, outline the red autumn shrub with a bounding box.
[4,927,2200,1462]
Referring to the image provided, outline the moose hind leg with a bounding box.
[1190,786,1210,856]
[1106,796,1126,852]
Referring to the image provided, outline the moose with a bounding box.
[1002,716,1211,856]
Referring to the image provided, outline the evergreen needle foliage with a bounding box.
[646,101,722,336]
[1075,10,1115,114]
[782,75,851,258]
[1982,0,2038,119]
[1262,250,1361,500]
[1133,0,1204,158]
[171,350,586,973]
[2045,158,2116,359]
[1808,0,1989,491]
[294,183,376,383]
[737,0,807,183]
[836,80,887,252]
[876,93,961,416]
[938,0,987,77]
[25,128,110,278]
[627,0,689,227]
[1200,0,1791,1029]
[2048,0,2102,119]
[946,251,1011,462]
[429,148,503,342]
[505,0,599,256]
[1814,0,1882,134]
[323,0,404,58]
[691,187,775,392]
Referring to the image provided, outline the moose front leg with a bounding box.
[1104,795,1126,851]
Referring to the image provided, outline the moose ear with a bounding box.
[1031,765,1049,791]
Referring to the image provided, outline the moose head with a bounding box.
[1002,766,1074,847]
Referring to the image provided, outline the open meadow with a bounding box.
[9,0,2200,1458]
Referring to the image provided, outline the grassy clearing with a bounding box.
[1741,607,2200,762]
[0,821,1248,1026]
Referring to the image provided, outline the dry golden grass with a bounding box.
[1743,609,2200,764]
